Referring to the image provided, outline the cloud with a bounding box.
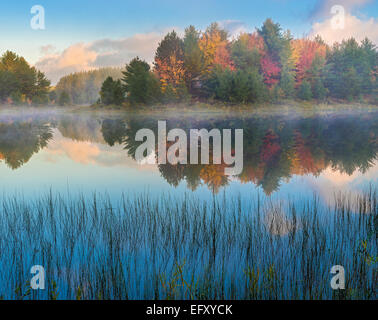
[302,161,378,210]
[40,45,56,55]
[310,13,378,44]
[218,20,249,39]
[35,43,98,84]
[47,139,101,164]
[35,30,174,84]
[88,32,165,66]
[44,130,158,171]
[309,0,372,19]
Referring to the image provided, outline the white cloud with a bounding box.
[310,0,373,19]
[218,20,249,39]
[40,45,56,55]
[310,13,378,44]
[35,30,178,84]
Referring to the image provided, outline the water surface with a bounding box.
[0,107,376,299]
[0,107,376,204]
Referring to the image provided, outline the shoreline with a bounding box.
[0,101,377,118]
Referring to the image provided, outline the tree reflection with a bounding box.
[118,114,378,195]
[0,112,376,196]
[0,121,53,169]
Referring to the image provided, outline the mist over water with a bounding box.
[0,106,376,299]
[0,106,376,203]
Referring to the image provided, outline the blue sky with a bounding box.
[0,0,376,83]
[0,0,318,53]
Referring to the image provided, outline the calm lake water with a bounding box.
[0,107,377,202]
[0,107,377,300]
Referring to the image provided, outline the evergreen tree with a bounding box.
[0,70,18,101]
[100,77,117,105]
[205,67,267,103]
[58,91,71,106]
[279,31,295,98]
[155,31,184,66]
[258,19,285,63]
[0,51,50,104]
[32,71,51,104]
[308,54,327,100]
[324,38,376,100]
[49,90,57,103]
[183,26,204,90]
[231,34,261,72]
[122,57,161,105]
[298,80,313,100]
[312,78,327,100]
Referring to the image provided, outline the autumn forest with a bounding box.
[0,18,377,107]
[97,18,378,106]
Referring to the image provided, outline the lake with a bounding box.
[0,106,377,299]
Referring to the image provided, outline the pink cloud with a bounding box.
[311,13,378,44]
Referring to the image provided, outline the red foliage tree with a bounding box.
[261,55,281,87]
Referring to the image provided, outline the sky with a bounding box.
[0,0,377,84]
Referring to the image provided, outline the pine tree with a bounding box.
[183,26,204,90]
[58,91,71,106]
[298,80,313,100]
[122,57,161,105]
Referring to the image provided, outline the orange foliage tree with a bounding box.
[199,23,234,74]
[291,39,327,86]
[154,31,186,93]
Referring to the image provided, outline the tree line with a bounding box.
[0,18,376,107]
[100,19,377,106]
[54,68,123,106]
[0,53,123,106]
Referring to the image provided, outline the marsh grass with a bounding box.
[0,189,376,300]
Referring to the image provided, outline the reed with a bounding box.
[0,189,376,300]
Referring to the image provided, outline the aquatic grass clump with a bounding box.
[0,189,376,300]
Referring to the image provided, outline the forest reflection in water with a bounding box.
[0,109,376,196]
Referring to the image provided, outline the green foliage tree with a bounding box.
[100,77,116,105]
[122,57,161,105]
[58,91,71,106]
[183,26,204,90]
[100,77,124,105]
[154,31,184,66]
[298,80,313,100]
[49,90,57,103]
[325,38,377,100]
[307,54,327,100]
[205,67,267,103]
[280,68,295,98]
[279,31,296,98]
[258,19,285,63]
[0,70,18,101]
[0,51,50,104]
[312,78,327,100]
[32,71,51,104]
[231,36,261,72]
